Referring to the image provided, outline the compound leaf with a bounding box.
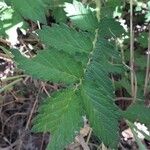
[13,23,121,149]
[12,1,124,149]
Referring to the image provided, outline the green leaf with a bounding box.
[3,0,12,5]
[101,0,122,18]
[0,1,25,36]
[12,8,122,149]
[95,38,121,61]
[12,49,83,84]
[43,0,72,23]
[52,8,67,22]
[135,55,147,70]
[146,1,150,22]
[38,24,93,55]
[99,18,125,38]
[81,51,121,148]
[32,88,82,150]
[136,71,145,86]
[116,78,131,96]
[64,0,98,31]
[11,0,47,24]
[124,103,150,127]
[137,32,148,48]
[146,14,150,22]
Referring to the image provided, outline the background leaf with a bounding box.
[10,0,47,24]
[43,0,72,22]
[64,0,98,31]
[99,18,125,38]
[38,24,93,55]
[101,0,122,18]
[123,104,150,128]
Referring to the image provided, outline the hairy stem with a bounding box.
[144,25,150,95]
[130,0,135,101]
[74,0,101,91]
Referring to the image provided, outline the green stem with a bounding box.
[95,0,101,21]
[144,25,150,95]
[130,0,136,102]
[74,0,101,91]
[1,75,26,82]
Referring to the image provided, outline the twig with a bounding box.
[25,86,42,130]
[0,53,13,61]
[0,78,23,93]
[116,97,143,101]
[1,75,26,82]
[41,82,51,97]
[37,21,41,30]
[1,113,27,134]
[116,97,133,101]
[122,62,137,102]
[40,132,46,150]
[0,38,11,46]
[88,143,99,148]
[75,135,90,150]
[0,101,14,107]
[86,128,92,144]
[97,143,108,150]
[0,140,19,150]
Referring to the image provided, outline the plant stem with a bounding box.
[74,0,101,91]
[1,75,26,82]
[95,0,101,21]
[144,24,150,95]
[130,0,135,101]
